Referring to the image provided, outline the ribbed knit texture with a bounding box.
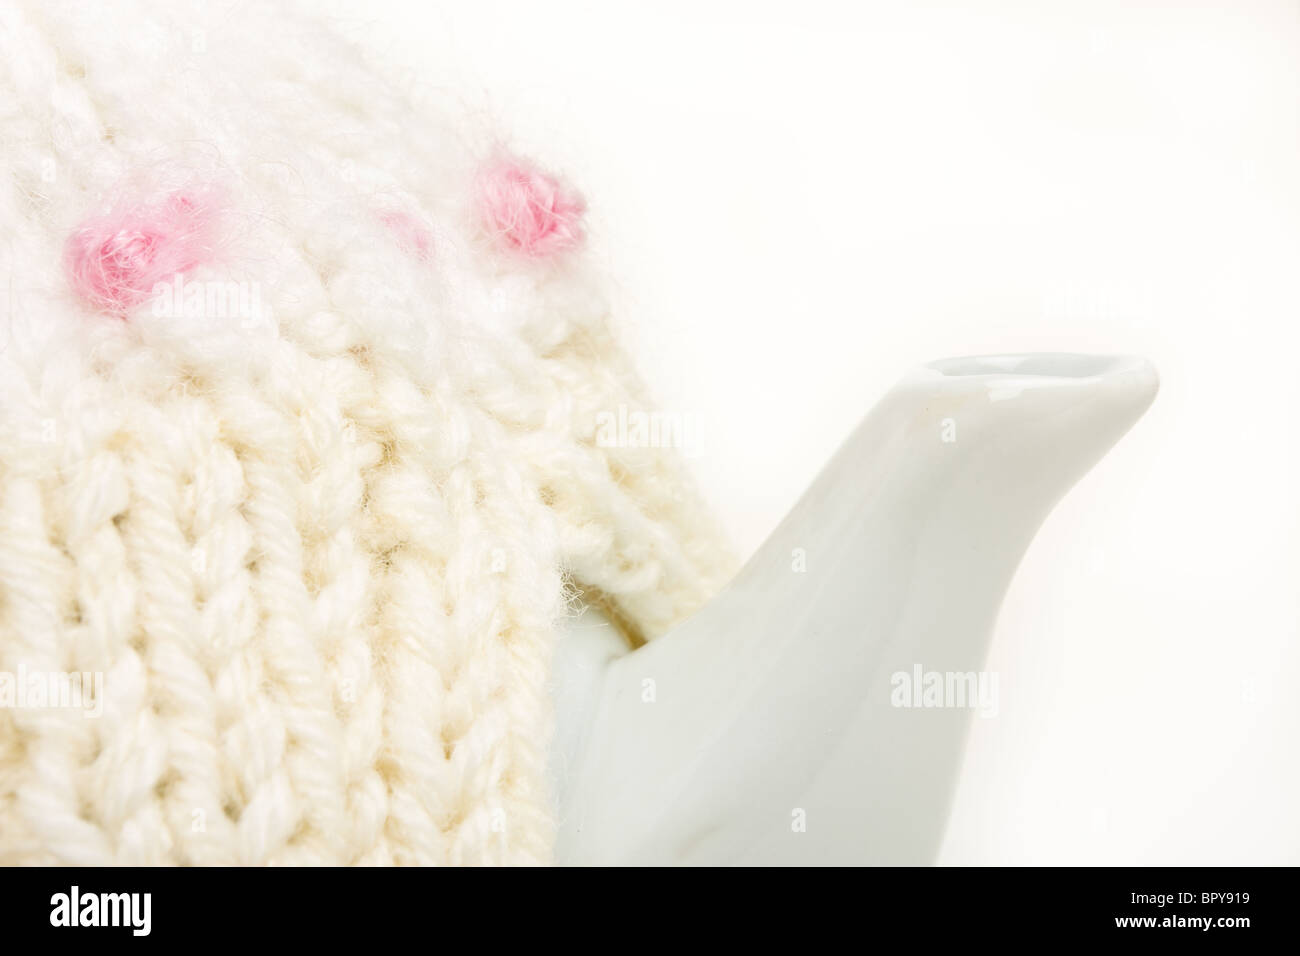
[0,0,734,864]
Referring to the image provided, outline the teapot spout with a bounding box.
[557,353,1158,865]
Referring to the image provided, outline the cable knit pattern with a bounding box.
[0,0,734,865]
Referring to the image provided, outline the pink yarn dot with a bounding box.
[64,189,218,315]
[379,209,434,262]
[476,155,586,258]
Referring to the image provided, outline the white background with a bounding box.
[328,0,1300,864]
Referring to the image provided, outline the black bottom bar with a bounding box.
[0,865,1290,942]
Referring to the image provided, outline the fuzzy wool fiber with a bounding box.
[0,0,734,864]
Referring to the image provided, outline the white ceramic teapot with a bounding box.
[550,353,1158,865]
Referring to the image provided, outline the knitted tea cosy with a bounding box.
[0,0,733,864]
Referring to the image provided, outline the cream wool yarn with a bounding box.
[0,0,734,864]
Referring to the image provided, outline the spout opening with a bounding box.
[926,353,1144,380]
